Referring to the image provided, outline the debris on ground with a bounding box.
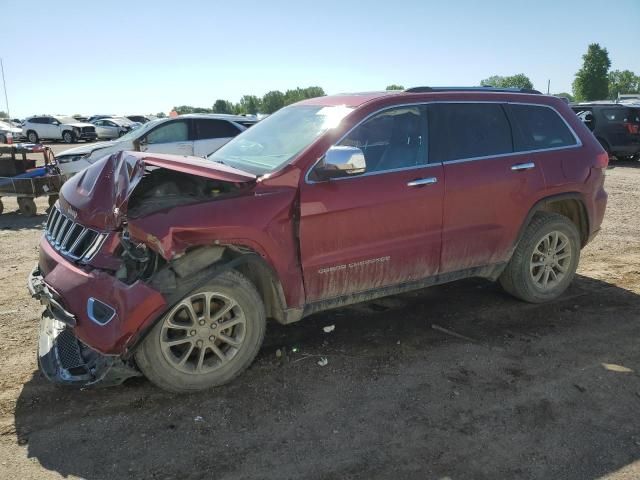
[323,325,335,333]
[317,357,328,367]
[194,416,204,423]
[432,324,478,343]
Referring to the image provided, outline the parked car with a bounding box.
[127,115,153,124]
[91,117,139,139]
[571,103,640,159]
[87,114,115,124]
[55,114,257,175]
[22,115,97,143]
[0,120,22,143]
[28,87,608,392]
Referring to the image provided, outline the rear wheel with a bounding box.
[27,130,39,143]
[500,212,580,303]
[17,197,37,216]
[135,270,266,393]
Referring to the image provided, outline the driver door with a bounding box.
[299,105,444,302]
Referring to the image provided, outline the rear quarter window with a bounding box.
[602,108,640,123]
[510,104,577,152]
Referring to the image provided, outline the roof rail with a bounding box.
[404,86,542,94]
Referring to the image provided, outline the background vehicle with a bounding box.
[29,87,608,393]
[87,114,115,124]
[22,115,97,143]
[572,103,640,159]
[55,114,257,175]
[127,115,154,124]
[0,120,22,143]
[91,117,139,139]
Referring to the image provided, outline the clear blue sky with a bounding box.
[1,0,639,118]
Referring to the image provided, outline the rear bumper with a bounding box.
[30,237,167,355]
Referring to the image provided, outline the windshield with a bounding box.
[207,104,353,175]
[116,118,166,142]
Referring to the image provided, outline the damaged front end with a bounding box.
[29,151,260,387]
[29,266,142,386]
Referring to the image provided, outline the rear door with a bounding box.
[300,105,444,302]
[141,119,193,156]
[431,102,546,273]
[192,119,243,157]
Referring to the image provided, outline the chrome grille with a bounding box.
[45,204,106,261]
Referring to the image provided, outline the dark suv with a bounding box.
[28,87,608,392]
[571,103,640,159]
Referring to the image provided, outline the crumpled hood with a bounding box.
[58,151,256,230]
[56,140,119,157]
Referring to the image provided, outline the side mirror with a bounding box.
[133,138,143,151]
[315,146,366,180]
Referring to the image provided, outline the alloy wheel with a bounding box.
[159,291,247,374]
[529,231,572,290]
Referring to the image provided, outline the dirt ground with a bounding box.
[0,145,639,480]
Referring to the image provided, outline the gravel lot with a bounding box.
[0,145,639,479]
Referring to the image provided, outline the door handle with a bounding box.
[407,177,438,187]
[511,162,535,171]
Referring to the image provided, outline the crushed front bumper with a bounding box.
[28,263,149,387]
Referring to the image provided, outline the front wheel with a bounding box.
[62,131,75,143]
[135,270,266,393]
[27,131,39,143]
[499,212,580,303]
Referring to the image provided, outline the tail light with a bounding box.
[624,122,639,135]
[595,150,609,169]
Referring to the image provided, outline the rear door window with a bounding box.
[510,104,577,151]
[428,103,512,162]
[194,119,241,139]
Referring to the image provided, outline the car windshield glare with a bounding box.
[207,104,353,175]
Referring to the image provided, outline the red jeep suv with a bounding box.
[28,87,608,392]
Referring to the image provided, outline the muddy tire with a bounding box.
[27,130,39,143]
[500,212,580,303]
[17,197,37,216]
[135,270,266,393]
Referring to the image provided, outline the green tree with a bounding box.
[156,112,167,118]
[480,74,533,90]
[238,95,262,115]
[212,99,233,114]
[0,111,8,119]
[608,70,640,100]
[173,105,193,114]
[385,84,405,90]
[572,43,611,101]
[553,92,574,102]
[261,90,285,114]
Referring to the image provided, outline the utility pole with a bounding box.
[0,58,10,119]
[547,79,550,95]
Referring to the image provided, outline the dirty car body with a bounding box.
[28,87,608,390]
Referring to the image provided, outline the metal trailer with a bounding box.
[0,144,66,216]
